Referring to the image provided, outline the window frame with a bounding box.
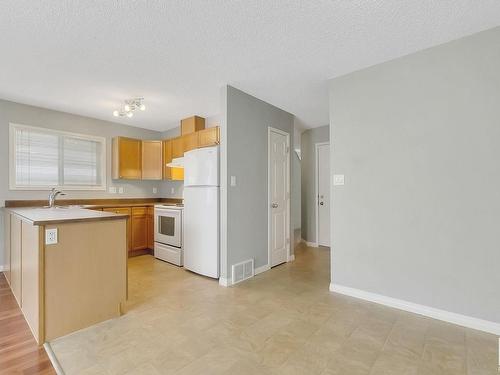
[9,123,107,191]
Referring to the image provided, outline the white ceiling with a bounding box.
[1,1,499,131]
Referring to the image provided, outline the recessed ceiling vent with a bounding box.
[232,259,254,285]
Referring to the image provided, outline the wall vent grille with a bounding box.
[232,259,254,285]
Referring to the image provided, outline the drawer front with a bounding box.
[103,207,131,215]
[154,243,182,266]
[131,207,148,216]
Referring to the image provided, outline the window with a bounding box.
[9,123,106,190]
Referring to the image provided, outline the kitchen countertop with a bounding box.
[6,206,129,225]
[81,203,158,209]
[4,197,183,208]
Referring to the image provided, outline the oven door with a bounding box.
[154,208,182,248]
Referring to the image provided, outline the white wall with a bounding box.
[329,27,500,325]
[291,118,303,244]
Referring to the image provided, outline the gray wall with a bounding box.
[329,27,500,323]
[224,86,294,276]
[301,125,329,243]
[0,99,177,269]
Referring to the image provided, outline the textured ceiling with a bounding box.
[1,1,500,131]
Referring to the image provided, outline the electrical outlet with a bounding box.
[109,187,117,194]
[45,228,58,245]
[153,187,158,194]
[230,176,237,187]
[118,187,124,194]
[171,187,175,194]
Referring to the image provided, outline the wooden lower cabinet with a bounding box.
[10,215,22,306]
[4,213,128,344]
[3,211,11,283]
[147,207,155,250]
[101,206,155,256]
[20,221,41,342]
[103,207,131,251]
[131,207,148,251]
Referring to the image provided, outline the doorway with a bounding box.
[268,127,290,268]
[316,143,330,247]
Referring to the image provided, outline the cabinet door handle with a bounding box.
[271,203,278,208]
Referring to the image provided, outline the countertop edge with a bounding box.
[5,207,129,226]
[31,214,129,226]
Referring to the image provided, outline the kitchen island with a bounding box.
[3,206,128,344]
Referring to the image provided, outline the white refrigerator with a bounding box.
[183,146,219,278]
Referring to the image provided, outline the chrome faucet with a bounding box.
[48,188,66,208]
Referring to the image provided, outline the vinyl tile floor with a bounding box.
[50,244,498,375]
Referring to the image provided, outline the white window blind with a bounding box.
[10,124,106,190]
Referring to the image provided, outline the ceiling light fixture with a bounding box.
[113,98,145,118]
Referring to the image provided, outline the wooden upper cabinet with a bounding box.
[181,116,205,135]
[163,140,172,180]
[163,139,184,181]
[198,126,220,148]
[183,132,198,153]
[112,137,142,180]
[171,168,184,181]
[171,137,184,159]
[141,141,163,180]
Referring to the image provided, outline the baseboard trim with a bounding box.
[304,240,318,247]
[255,264,270,275]
[43,342,65,375]
[219,277,231,287]
[330,283,500,336]
[221,258,295,287]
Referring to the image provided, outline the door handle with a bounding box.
[271,203,278,208]
[319,202,324,206]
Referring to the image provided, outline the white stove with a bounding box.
[154,204,184,266]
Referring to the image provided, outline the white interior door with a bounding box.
[269,128,289,267]
[317,144,330,247]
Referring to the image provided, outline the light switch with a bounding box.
[109,187,117,194]
[118,187,124,194]
[45,228,58,245]
[333,174,345,186]
[153,187,158,194]
[171,187,175,194]
[230,176,237,187]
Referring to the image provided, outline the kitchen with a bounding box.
[2,112,221,347]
